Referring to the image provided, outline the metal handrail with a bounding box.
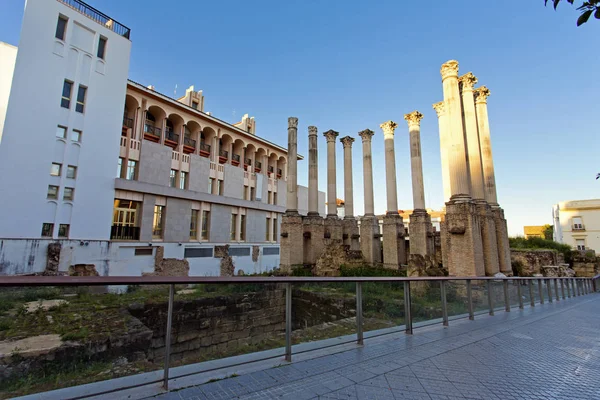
[165,130,179,143]
[57,0,131,39]
[184,137,196,148]
[232,154,241,162]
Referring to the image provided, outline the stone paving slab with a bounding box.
[149,295,600,400]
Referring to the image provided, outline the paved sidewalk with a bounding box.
[152,295,600,400]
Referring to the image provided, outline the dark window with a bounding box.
[263,247,280,256]
[41,223,54,237]
[61,80,73,108]
[97,36,107,59]
[229,247,251,257]
[75,85,87,113]
[135,248,154,256]
[55,16,67,40]
[184,247,213,258]
[191,101,199,109]
[47,185,59,199]
[58,224,70,238]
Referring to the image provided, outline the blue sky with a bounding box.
[1,0,598,235]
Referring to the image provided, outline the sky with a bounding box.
[1,0,598,236]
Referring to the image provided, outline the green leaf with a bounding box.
[577,9,593,25]
[595,8,600,19]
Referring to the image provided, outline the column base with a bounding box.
[475,202,500,276]
[279,214,304,274]
[324,216,343,243]
[359,215,382,265]
[382,214,406,269]
[492,206,512,276]
[303,215,325,267]
[408,210,434,257]
[342,218,360,251]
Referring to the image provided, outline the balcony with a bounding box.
[123,116,134,128]
[110,225,140,240]
[268,166,274,177]
[183,136,196,154]
[165,130,179,149]
[143,123,161,142]
[573,224,586,231]
[199,142,211,158]
[58,0,131,39]
[231,154,240,166]
[255,161,262,173]
[244,158,252,171]
[219,150,228,164]
[277,168,282,179]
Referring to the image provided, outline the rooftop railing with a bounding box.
[58,0,131,39]
[0,274,596,398]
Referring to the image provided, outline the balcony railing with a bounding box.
[165,130,179,144]
[219,150,229,158]
[268,166,274,174]
[255,161,262,172]
[184,137,196,149]
[144,124,161,139]
[199,142,211,153]
[232,154,240,163]
[57,0,131,39]
[122,116,134,128]
[110,225,140,240]
[244,158,252,166]
[277,168,283,178]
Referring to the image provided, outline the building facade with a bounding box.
[553,199,600,253]
[523,226,545,239]
[0,0,324,277]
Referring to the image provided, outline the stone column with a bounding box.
[340,136,355,219]
[380,120,399,214]
[474,86,498,206]
[358,129,381,265]
[440,60,470,201]
[380,120,406,268]
[323,130,339,217]
[286,117,299,214]
[307,126,319,216]
[433,102,451,203]
[459,73,485,201]
[404,111,426,211]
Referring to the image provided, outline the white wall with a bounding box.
[0,0,131,240]
[0,42,17,144]
[553,199,600,253]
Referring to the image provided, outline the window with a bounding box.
[61,80,73,108]
[58,224,70,238]
[192,101,199,110]
[56,125,67,139]
[576,239,586,251]
[266,217,271,241]
[230,213,237,241]
[201,210,210,240]
[135,248,153,256]
[190,209,198,240]
[126,160,137,180]
[240,215,246,241]
[50,163,62,176]
[573,217,584,230]
[243,185,249,200]
[63,187,74,201]
[250,187,255,201]
[47,185,59,199]
[117,157,123,178]
[273,192,277,205]
[66,165,77,179]
[273,218,278,241]
[208,178,214,194]
[179,171,188,190]
[75,85,87,113]
[218,179,224,196]
[55,15,67,40]
[153,205,165,239]
[41,223,54,237]
[71,129,82,142]
[268,191,272,204]
[170,170,177,187]
[97,36,107,59]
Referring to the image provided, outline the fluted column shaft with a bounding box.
[459,73,486,201]
[441,60,470,200]
[286,117,298,213]
[359,130,375,216]
[380,121,399,214]
[323,130,339,217]
[433,102,451,203]
[475,87,498,206]
[308,126,319,215]
[404,111,426,210]
[341,136,355,219]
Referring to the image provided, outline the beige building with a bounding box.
[523,226,546,239]
[553,199,600,253]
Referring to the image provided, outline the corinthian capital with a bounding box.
[379,121,398,138]
[440,60,459,81]
[308,126,318,136]
[323,129,339,143]
[474,86,491,104]
[340,136,355,148]
[288,117,298,129]
[403,111,423,128]
[358,129,374,142]
[432,101,445,118]
[458,72,478,90]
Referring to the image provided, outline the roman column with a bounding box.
[440,60,470,201]
[323,130,339,217]
[474,86,498,206]
[307,126,319,216]
[404,111,426,211]
[433,102,451,203]
[340,136,355,219]
[459,72,485,201]
[380,120,399,214]
[286,117,298,214]
[359,129,375,216]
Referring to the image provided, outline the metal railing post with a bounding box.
[163,284,175,390]
[356,282,363,345]
[487,280,494,316]
[441,281,449,326]
[560,279,565,300]
[586,280,591,294]
[567,278,571,298]
[503,280,510,312]
[467,279,474,320]
[517,280,523,309]
[547,279,553,303]
[285,282,292,362]
[404,281,413,334]
[538,279,544,304]
[529,281,535,307]
[575,279,579,296]
[593,278,597,293]
[554,279,559,301]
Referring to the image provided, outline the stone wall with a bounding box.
[572,251,599,277]
[510,249,559,276]
[138,141,171,187]
[188,155,211,193]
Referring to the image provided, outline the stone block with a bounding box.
[303,216,325,266]
[360,216,382,265]
[342,218,360,251]
[442,201,485,277]
[475,202,500,276]
[492,207,512,275]
[382,213,406,269]
[279,213,303,273]
[408,210,433,258]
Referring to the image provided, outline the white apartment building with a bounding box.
[0,0,324,277]
[553,199,600,254]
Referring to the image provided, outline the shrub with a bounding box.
[509,236,573,265]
